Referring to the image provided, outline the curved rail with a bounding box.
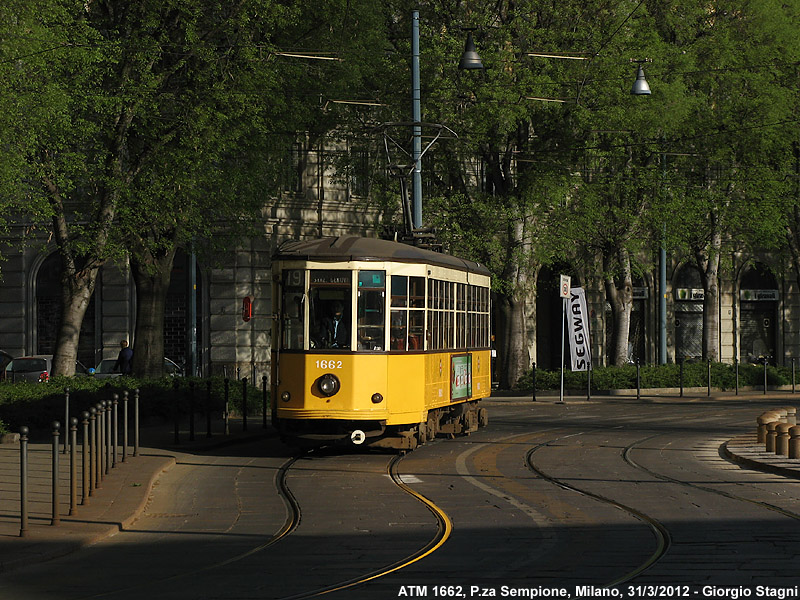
[623,434,800,521]
[77,453,304,600]
[525,437,672,587]
[281,452,452,599]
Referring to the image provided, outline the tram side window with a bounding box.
[281,270,305,350]
[409,277,425,349]
[358,270,385,351]
[390,275,425,351]
[390,275,409,350]
[309,270,352,351]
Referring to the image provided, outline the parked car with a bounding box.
[0,350,13,381]
[5,355,88,383]
[91,357,183,378]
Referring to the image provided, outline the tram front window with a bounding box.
[309,270,352,351]
[358,270,385,351]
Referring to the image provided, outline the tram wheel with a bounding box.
[478,407,489,428]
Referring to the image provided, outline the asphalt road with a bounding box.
[2,395,800,600]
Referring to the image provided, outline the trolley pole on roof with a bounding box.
[411,11,423,231]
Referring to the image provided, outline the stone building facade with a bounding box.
[2,141,799,379]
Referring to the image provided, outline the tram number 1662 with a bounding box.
[315,360,343,369]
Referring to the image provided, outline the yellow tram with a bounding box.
[270,236,491,450]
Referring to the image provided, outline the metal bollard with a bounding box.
[105,399,112,472]
[19,426,29,537]
[242,377,248,432]
[735,358,739,396]
[680,358,685,398]
[81,412,90,504]
[51,421,60,526]
[69,417,77,516]
[224,378,230,436]
[112,394,118,467]
[63,387,70,454]
[531,362,537,402]
[782,406,797,426]
[89,407,98,492]
[96,403,105,482]
[789,425,800,459]
[206,380,213,438]
[764,358,768,395]
[134,388,140,457]
[766,420,781,453]
[707,359,712,397]
[793,358,797,394]
[636,360,641,401]
[587,366,592,402]
[122,391,128,462]
[189,381,195,442]
[174,380,180,444]
[263,375,268,429]
[776,422,792,456]
[757,412,781,444]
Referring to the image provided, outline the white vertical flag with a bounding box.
[568,287,592,371]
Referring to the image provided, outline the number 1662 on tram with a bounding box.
[270,236,491,450]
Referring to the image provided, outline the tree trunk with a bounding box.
[52,266,98,376]
[130,248,177,378]
[604,248,634,366]
[494,291,528,390]
[696,248,721,362]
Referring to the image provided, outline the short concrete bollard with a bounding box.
[776,422,793,456]
[758,412,782,444]
[766,420,781,452]
[789,425,800,459]
[783,406,797,425]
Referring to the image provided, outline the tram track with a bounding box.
[524,432,672,587]
[622,432,800,521]
[280,451,452,599]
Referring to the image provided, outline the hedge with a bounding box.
[0,376,266,436]
[515,361,793,392]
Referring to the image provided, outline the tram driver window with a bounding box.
[357,270,385,351]
[309,270,352,351]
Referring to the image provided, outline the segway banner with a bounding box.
[568,287,591,371]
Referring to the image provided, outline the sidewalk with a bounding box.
[0,394,798,574]
[0,419,272,573]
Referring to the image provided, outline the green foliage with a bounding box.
[0,376,266,435]
[516,361,792,392]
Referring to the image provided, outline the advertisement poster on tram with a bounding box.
[451,354,473,400]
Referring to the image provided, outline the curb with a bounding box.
[722,435,800,481]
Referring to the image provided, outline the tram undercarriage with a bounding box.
[276,401,489,451]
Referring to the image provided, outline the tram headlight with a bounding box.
[371,393,383,404]
[281,391,291,402]
[317,373,340,397]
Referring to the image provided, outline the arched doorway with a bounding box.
[35,252,97,366]
[673,263,703,361]
[739,262,778,364]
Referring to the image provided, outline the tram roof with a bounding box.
[274,236,490,276]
